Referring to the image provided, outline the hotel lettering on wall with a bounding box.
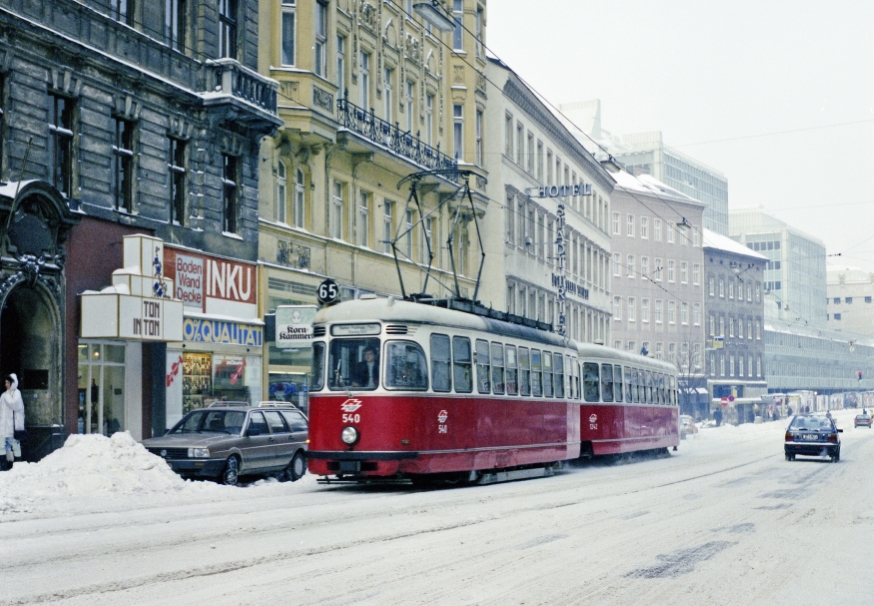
[163,247,257,317]
[552,273,589,301]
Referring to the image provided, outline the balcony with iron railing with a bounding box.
[201,59,281,135]
[337,94,458,182]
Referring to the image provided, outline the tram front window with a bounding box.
[328,338,381,390]
[385,341,428,390]
[310,342,325,391]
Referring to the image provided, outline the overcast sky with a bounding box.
[487,0,874,272]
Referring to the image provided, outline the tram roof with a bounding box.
[315,297,677,373]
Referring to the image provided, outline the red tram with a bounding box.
[306,295,679,483]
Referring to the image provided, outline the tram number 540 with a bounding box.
[342,413,360,423]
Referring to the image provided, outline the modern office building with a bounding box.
[482,57,614,341]
[730,208,827,329]
[608,171,706,414]
[827,267,874,338]
[559,100,729,236]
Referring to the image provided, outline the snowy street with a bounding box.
[1,408,872,606]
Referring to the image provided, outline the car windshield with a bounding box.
[790,417,832,431]
[856,415,870,420]
[169,410,247,435]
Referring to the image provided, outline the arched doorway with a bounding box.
[0,284,62,460]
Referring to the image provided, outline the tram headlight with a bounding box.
[341,426,359,445]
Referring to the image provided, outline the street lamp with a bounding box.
[413,1,456,32]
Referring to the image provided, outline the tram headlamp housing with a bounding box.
[341,426,359,446]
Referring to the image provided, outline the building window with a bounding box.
[475,5,484,58]
[405,81,414,132]
[709,315,715,336]
[111,0,135,25]
[627,297,636,322]
[834,313,842,321]
[475,109,483,166]
[405,209,414,259]
[845,297,853,304]
[626,214,634,237]
[640,216,648,239]
[719,316,725,337]
[294,168,305,228]
[453,104,464,160]
[169,138,186,225]
[612,253,620,277]
[282,1,296,65]
[669,343,676,365]
[315,1,328,77]
[667,260,675,283]
[613,296,621,320]
[112,118,135,212]
[655,300,663,323]
[337,36,346,97]
[332,181,345,240]
[728,279,734,299]
[516,122,524,165]
[680,261,688,284]
[747,318,752,339]
[357,190,370,247]
[504,113,513,156]
[425,93,434,145]
[681,302,688,325]
[692,227,700,246]
[667,223,674,244]
[452,0,463,50]
[654,218,662,241]
[536,140,543,181]
[718,277,725,297]
[729,355,735,378]
[693,263,700,285]
[222,155,239,233]
[668,301,676,324]
[642,299,650,323]
[165,0,186,52]
[654,258,662,281]
[693,303,700,326]
[867,296,873,303]
[422,216,433,264]
[218,0,237,59]
[360,51,371,109]
[48,93,75,196]
[709,276,715,296]
[719,355,725,377]
[627,255,635,278]
[527,132,534,173]
[641,256,649,278]
[275,160,287,224]
[383,67,394,124]
[383,200,394,254]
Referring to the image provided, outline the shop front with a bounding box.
[162,247,263,431]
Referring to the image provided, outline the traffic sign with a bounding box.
[720,397,729,406]
[317,278,340,305]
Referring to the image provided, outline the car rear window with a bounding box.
[790,417,832,430]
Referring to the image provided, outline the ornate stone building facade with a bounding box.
[0,1,278,457]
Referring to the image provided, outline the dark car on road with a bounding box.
[142,403,309,486]
[854,414,872,429]
[784,414,842,462]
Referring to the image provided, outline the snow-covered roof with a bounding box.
[611,171,703,206]
[703,228,768,261]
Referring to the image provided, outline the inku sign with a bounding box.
[163,246,257,318]
[276,305,317,348]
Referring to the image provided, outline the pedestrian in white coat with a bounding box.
[0,373,25,470]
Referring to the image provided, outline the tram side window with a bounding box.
[613,365,623,402]
[575,362,581,400]
[555,353,565,398]
[632,369,640,403]
[531,349,543,397]
[645,370,653,404]
[453,336,473,393]
[328,338,381,391]
[519,347,530,396]
[659,374,666,404]
[625,366,634,404]
[543,352,554,398]
[476,339,491,394]
[310,341,325,391]
[430,334,452,392]
[583,362,600,402]
[505,345,518,395]
[385,341,428,390]
[600,363,614,402]
[491,342,505,395]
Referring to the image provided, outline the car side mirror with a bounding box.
[246,427,261,437]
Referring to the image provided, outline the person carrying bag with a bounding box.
[0,373,25,471]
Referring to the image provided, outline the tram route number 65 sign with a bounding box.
[317,278,340,305]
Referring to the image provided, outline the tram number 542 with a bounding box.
[342,413,360,423]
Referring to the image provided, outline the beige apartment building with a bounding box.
[256,1,489,396]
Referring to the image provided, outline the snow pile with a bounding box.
[0,432,217,514]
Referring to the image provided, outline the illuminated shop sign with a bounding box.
[529,183,592,199]
[551,273,589,301]
[164,247,257,318]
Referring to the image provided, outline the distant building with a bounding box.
[827,267,874,337]
[559,101,729,236]
[702,229,768,420]
[608,171,705,416]
[730,208,827,329]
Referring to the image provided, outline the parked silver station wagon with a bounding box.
[143,403,308,486]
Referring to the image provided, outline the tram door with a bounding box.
[77,342,126,436]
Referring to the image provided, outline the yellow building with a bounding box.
[257,1,490,400]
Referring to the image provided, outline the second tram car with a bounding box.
[306,295,679,483]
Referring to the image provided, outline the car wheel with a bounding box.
[221,456,240,486]
[283,451,306,482]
